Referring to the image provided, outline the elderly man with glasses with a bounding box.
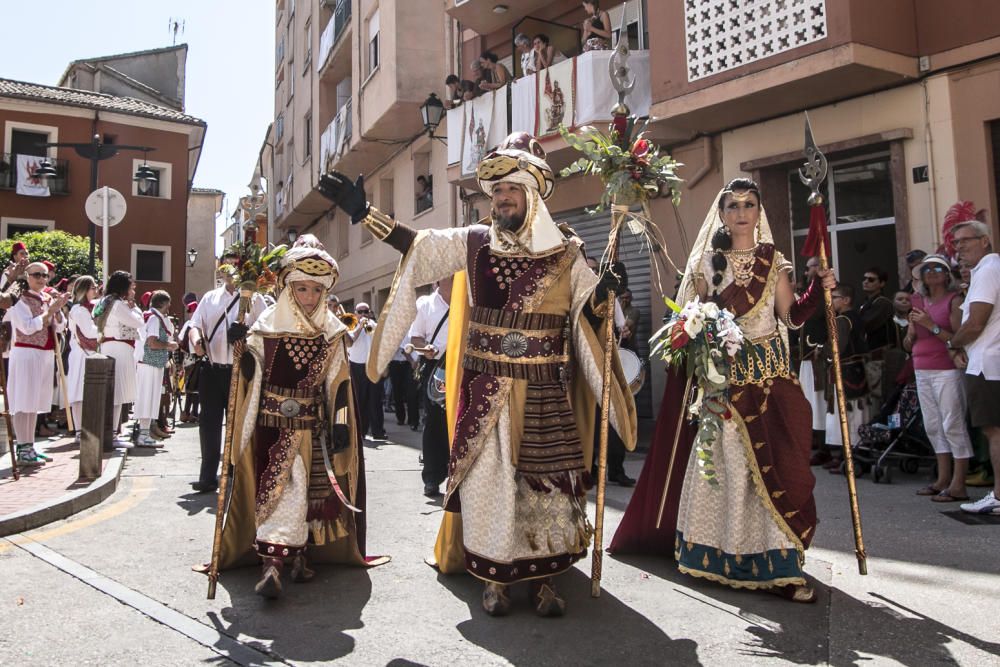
[946,220,1000,515]
[3,262,70,466]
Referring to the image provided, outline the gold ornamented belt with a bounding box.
[729,331,791,387]
[464,306,569,383]
[258,385,322,430]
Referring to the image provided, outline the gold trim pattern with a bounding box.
[362,206,396,240]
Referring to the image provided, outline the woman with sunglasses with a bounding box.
[3,262,70,465]
[904,254,972,502]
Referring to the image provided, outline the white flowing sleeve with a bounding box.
[7,299,44,335]
[365,227,470,381]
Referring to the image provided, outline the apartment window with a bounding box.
[788,152,899,293]
[288,60,295,101]
[366,9,380,78]
[275,114,285,141]
[132,244,171,283]
[131,159,172,199]
[275,35,285,68]
[414,152,432,214]
[304,112,312,158]
[0,217,54,239]
[303,19,312,73]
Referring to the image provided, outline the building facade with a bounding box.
[187,187,225,300]
[0,77,206,316]
[261,0,1000,417]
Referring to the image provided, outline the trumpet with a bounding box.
[338,310,359,330]
[404,343,436,355]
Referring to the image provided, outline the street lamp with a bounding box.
[34,134,156,275]
[186,248,199,267]
[287,228,298,244]
[420,93,445,137]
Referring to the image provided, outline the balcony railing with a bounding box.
[320,100,353,173]
[0,153,70,195]
[446,88,510,175]
[318,0,352,73]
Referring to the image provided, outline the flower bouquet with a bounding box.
[558,122,682,211]
[219,241,287,295]
[650,298,744,485]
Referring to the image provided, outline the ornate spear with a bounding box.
[798,113,868,575]
[590,21,637,599]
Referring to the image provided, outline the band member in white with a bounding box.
[3,262,69,465]
[95,271,144,448]
[187,263,266,492]
[134,291,178,447]
[67,276,100,442]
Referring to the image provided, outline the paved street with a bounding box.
[1,415,998,666]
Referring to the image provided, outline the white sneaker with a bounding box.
[112,438,134,450]
[136,433,163,448]
[959,491,1000,515]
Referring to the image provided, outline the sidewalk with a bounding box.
[0,433,125,536]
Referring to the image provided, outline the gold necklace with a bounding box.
[724,247,756,287]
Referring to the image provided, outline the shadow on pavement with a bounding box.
[176,491,217,517]
[207,563,375,665]
[612,552,1000,665]
[436,567,701,666]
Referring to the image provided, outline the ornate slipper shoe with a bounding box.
[531,579,566,617]
[254,558,284,599]
[290,552,315,583]
[482,582,511,616]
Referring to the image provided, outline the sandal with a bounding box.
[931,491,970,503]
[916,485,944,496]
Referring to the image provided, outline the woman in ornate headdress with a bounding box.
[212,236,387,599]
[611,178,835,602]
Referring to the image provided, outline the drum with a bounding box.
[426,360,447,406]
[618,348,645,395]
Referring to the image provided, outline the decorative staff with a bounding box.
[206,242,284,599]
[798,113,868,575]
[561,22,682,597]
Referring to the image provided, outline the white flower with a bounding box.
[701,301,720,319]
[705,358,726,385]
[683,314,705,337]
[689,386,704,417]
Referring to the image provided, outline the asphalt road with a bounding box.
[1,414,998,666]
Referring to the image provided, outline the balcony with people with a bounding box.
[444,0,650,187]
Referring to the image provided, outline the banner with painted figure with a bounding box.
[15,154,50,197]
[536,57,576,137]
[461,90,509,176]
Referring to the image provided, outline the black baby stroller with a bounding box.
[854,381,935,483]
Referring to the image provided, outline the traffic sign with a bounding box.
[85,187,126,227]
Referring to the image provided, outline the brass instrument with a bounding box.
[336,307,374,333]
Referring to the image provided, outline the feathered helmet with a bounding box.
[277,234,339,290]
[476,132,554,200]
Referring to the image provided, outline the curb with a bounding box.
[0,449,128,537]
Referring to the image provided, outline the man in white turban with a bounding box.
[319,132,636,616]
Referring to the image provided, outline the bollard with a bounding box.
[81,355,116,479]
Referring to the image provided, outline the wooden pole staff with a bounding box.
[55,333,74,433]
[207,284,254,599]
[591,206,624,598]
[799,114,867,575]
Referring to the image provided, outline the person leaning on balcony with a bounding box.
[478,51,510,92]
[581,0,612,52]
[515,33,537,76]
[443,74,462,109]
[460,80,477,102]
[533,33,563,70]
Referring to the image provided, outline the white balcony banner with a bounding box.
[575,50,651,124]
[15,155,50,197]
[488,87,508,149]
[536,58,576,137]
[511,75,536,136]
[446,106,463,166]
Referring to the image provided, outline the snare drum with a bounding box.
[618,348,646,395]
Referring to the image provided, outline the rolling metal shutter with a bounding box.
[556,207,654,418]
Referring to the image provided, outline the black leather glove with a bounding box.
[318,171,370,223]
[594,261,628,302]
[226,322,249,344]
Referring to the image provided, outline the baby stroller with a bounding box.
[854,381,935,483]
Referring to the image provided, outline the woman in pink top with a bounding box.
[903,254,972,502]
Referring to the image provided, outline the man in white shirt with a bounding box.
[187,264,266,492]
[387,335,419,430]
[949,220,1000,515]
[347,302,386,440]
[408,277,451,497]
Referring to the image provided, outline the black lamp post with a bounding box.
[186,248,199,267]
[35,134,156,275]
